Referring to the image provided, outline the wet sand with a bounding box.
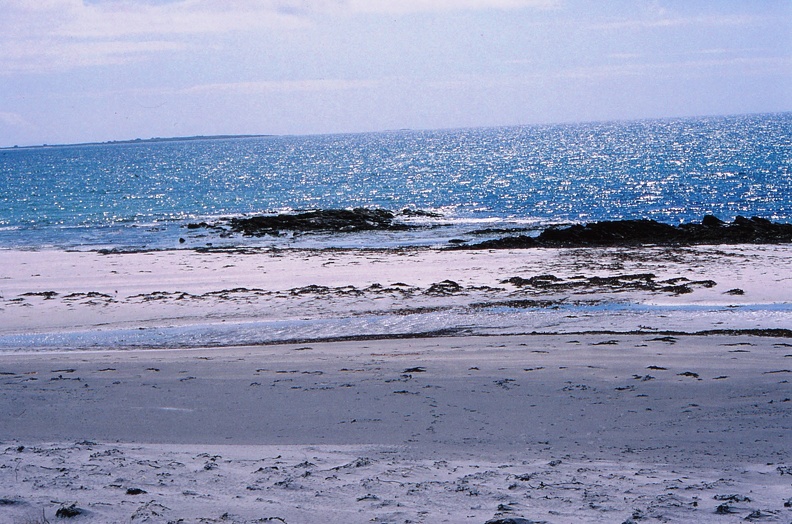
[1,246,790,522]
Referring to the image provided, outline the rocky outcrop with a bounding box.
[227,208,409,236]
[186,208,447,237]
[460,216,792,249]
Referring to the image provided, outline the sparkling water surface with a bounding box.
[1,112,790,250]
[2,113,791,349]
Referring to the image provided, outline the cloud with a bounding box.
[0,111,36,133]
[422,53,792,94]
[178,78,384,95]
[0,0,559,73]
[2,0,556,42]
[589,13,766,31]
[0,0,310,73]
[336,0,559,14]
[2,39,188,73]
[2,0,309,39]
[538,55,792,83]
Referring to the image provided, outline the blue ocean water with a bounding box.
[1,112,790,251]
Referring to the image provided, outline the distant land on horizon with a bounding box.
[2,110,790,152]
[0,134,273,151]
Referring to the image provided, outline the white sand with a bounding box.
[1,245,790,339]
[1,246,791,523]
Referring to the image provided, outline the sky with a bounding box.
[0,0,790,147]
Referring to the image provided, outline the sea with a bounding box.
[2,112,791,350]
[1,112,791,252]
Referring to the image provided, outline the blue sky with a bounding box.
[1,0,790,146]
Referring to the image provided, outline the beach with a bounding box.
[3,0,791,520]
[1,245,791,523]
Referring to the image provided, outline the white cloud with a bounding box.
[0,0,310,73]
[178,78,383,95]
[0,111,36,133]
[2,39,189,73]
[1,0,309,39]
[538,55,792,83]
[0,0,559,73]
[337,0,559,14]
[590,13,766,31]
[420,53,792,93]
[46,77,386,102]
[1,0,556,42]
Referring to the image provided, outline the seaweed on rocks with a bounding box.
[399,208,443,218]
[458,215,792,250]
[184,208,446,239]
[426,280,464,295]
[227,208,410,236]
[485,518,545,524]
[538,219,680,246]
[464,235,538,249]
[55,504,83,518]
[500,273,715,295]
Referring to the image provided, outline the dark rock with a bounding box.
[20,291,59,299]
[485,518,545,524]
[426,280,463,295]
[460,235,537,250]
[714,494,751,502]
[725,288,745,295]
[461,216,792,250]
[229,208,408,236]
[537,219,680,246]
[659,284,692,294]
[502,274,561,288]
[588,273,655,287]
[126,487,147,495]
[399,208,443,218]
[501,272,713,295]
[702,214,725,227]
[56,504,83,518]
[467,227,535,236]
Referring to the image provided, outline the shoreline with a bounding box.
[2,244,791,350]
[1,244,790,522]
[3,213,792,255]
[3,327,792,358]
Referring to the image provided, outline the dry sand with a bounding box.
[0,246,790,523]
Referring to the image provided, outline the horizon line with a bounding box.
[2,110,789,151]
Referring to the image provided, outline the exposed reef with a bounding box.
[185,211,792,248]
[458,216,792,249]
[187,208,427,237]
